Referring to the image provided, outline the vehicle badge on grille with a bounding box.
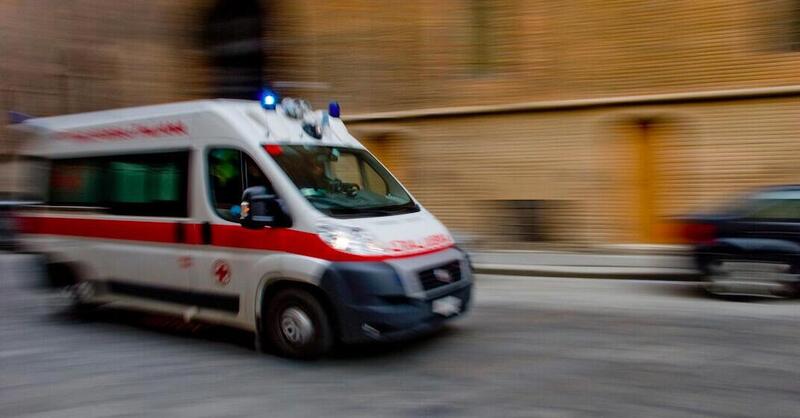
[433,268,453,283]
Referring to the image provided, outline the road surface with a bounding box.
[2,254,800,417]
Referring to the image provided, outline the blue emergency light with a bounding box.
[260,90,279,110]
[328,101,340,118]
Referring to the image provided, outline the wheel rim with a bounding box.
[280,307,314,345]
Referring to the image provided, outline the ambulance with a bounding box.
[12,94,473,358]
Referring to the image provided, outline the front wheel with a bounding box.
[264,289,333,359]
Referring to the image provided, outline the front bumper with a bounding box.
[705,279,794,297]
[694,245,800,297]
[320,249,473,343]
[703,260,799,297]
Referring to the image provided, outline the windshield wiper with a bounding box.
[306,195,351,209]
[327,207,388,215]
[327,203,419,217]
[367,203,419,213]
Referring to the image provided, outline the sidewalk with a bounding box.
[469,248,700,280]
[3,249,700,282]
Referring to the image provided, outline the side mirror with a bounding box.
[240,186,291,229]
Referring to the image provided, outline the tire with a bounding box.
[264,288,333,359]
[700,257,731,298]
[65,281,101,318]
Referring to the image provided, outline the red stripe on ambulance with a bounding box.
[17,216,453,262]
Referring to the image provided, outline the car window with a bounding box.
[269,145,415,218]
[332,154,363,188]
[745,198,800,220]
[208,148,273,222]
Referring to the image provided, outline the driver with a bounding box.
[294,156,332,192]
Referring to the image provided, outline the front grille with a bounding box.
[418,261,462,290]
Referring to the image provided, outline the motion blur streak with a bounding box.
[3,1,800,417]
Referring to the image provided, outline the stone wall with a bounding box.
[350,95,800,247]
[270,0,800,112]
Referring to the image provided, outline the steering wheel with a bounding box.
[342,183,360,197]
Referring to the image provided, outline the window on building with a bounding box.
[772,0,800,51]
[203,0,266,100]
[48,151,190,217]
[470,0,493,74]
[791,1,800,51]
[467,1,518,76]
[207,148,273,222]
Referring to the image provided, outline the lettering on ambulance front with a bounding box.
[388,234,452,254]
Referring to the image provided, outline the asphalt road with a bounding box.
[2,254,800,418]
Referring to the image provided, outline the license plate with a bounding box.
[432,296,462,317]
[716,261,795,282]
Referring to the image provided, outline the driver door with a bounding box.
[188,147,275,320]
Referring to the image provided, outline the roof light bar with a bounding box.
[328,101,340,118]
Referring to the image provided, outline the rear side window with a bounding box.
[48,151,190,217]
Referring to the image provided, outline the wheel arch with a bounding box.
[44,259,88,288]
[255,278,341,339]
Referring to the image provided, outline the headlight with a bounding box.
[316,223,386,256]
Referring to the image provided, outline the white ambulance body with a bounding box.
[14,98,472,358]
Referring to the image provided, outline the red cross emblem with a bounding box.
[212,260,231,285]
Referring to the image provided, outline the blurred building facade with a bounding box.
[2,1,800,248]
[0,0,209,198]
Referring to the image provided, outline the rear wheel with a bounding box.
[264,288,333,359]
[700,257,725,297]
[45,263,100,316]
[60,281,101,319]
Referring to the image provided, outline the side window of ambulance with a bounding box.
[49,160,103,206]
[208,148,272,222]
[48,152,189,217]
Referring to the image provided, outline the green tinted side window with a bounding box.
[110,162,148,203]
[747,199,800,220]
[48,151,189,217]
[108,161,181,203]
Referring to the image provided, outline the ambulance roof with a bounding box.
[16,99,362,157]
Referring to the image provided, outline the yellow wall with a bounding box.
[272,0,800,113]
[349,97,800,247]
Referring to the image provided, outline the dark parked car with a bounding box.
[686,186,800,298]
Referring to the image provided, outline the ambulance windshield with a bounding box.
[269,145,419,218]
